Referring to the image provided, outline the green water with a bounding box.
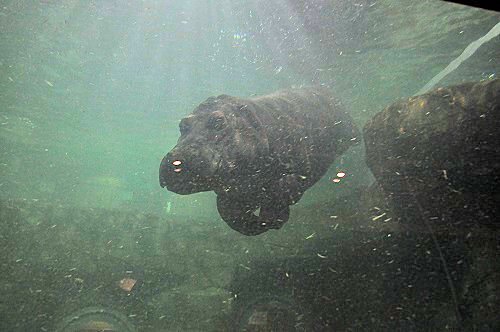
[1,1,499,331]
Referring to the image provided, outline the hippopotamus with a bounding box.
[159,87,359,235]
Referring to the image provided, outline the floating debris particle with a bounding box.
[119,278,137,292]
[372,213,386,221]
[305,232,315,240]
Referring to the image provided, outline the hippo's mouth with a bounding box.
[159,155,222,194]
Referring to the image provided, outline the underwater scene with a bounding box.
[1,0,499,331]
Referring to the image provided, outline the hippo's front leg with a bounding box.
[216,194,289,236]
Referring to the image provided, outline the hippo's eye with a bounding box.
[208,113,227,131]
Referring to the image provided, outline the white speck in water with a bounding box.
[305,232,315,240]
[372,213,386,221]
[239,264,251,270]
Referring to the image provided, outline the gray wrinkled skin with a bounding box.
[159,87,359,235]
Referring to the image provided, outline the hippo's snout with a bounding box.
[159,146,220,194]
[159,151,192,187]
[159,155,179,188]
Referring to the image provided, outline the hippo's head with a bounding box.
[159,95,269,195]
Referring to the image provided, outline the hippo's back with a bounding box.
[249,87,359,171]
